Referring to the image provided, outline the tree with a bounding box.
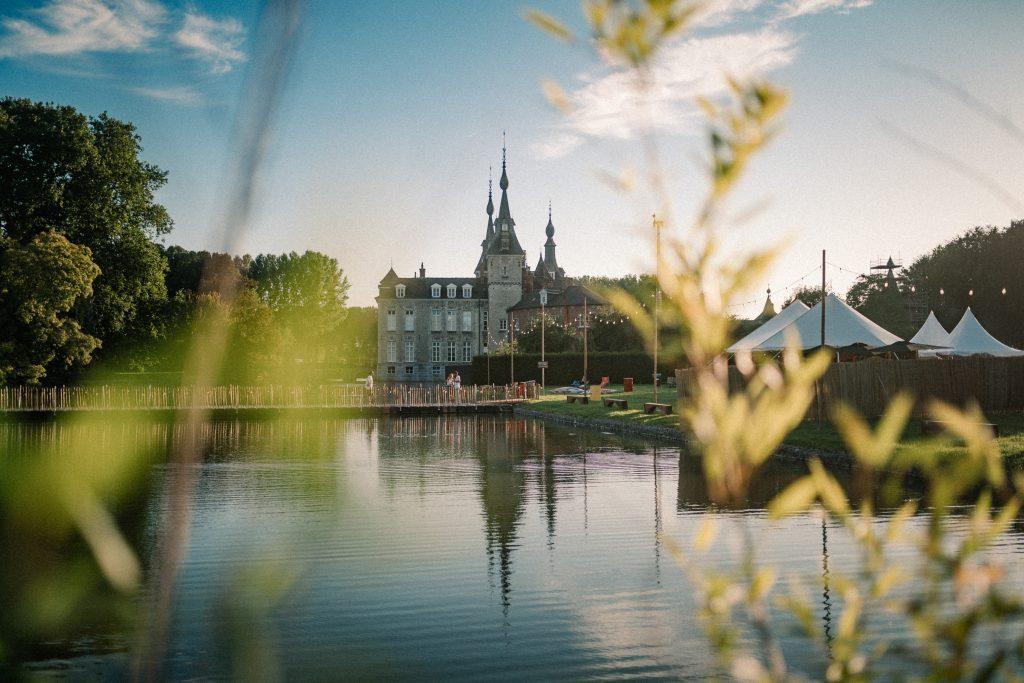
[904,220,1024,347]
[0,98,171,358]
[0,232,101,384]
[785,284,825,308]
[247,251,350,362]
[844,273,916,339]
[337,306,379,367]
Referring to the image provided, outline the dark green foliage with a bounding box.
[0,232,101,384]
[904,220,1024,347]
[576,274,657,304]
[247,251,350,362]
[786,284,825,308]
[845,273,917,339]
[337,306,378,367]
[0,98,171,355]
[469,351,677,386]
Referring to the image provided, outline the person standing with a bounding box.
[454,371,462,401]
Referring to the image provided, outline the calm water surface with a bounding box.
[18,415,1024,679]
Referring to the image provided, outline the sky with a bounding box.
[1,0,1023,312]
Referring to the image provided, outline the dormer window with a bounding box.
[447,284,457,298]
[395,284,406,298]
[462,284,472,298]
[431,283,441,298]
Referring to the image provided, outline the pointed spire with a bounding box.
[545,201,555,242]
[486,167,494,217]
[496,133,513,224]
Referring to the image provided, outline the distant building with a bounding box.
[375,146,607,382]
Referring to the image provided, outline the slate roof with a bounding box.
[508,284,607,311]
[378,276,486,300]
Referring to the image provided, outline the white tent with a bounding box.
[910,311,954,357]
[910,311,951,347]
[727,300,810,353]
[756,293,902,351]
[946,307,1024,357]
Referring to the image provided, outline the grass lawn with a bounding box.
[528,384,680,429]
[526,384,1024,461]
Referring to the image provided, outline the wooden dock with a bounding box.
[0,383,538,414]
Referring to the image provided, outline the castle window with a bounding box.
[404,339,415,362]
[431,283,441,298]
[431,340,441,362]
[482,311,488,332]
[501,264,508,277]
[447,341,457,363]
[446,310,457,332]
[462,341,472,363]
[431,308,441,331]
[404,308,415,331]
[395,284,406,298]
[462,284,472,298]
[387,366,395,375]
[447,284,457,298]
[498,318,508,332]
[386,341,396,363]
[462,310,472,331]
[405,365,413,374]
[386,309,396,331]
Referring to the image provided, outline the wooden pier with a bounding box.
[0,383,538,415]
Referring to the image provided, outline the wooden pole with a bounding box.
[540,296,546,391]
[821,249,826,347]
[583,297,589,383]
[653,214,663,402]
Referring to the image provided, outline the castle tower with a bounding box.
[486,141,526,348]
[475,171,495,278]
[544,202,558,273]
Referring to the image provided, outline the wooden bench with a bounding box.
[566,395,589,405]
[643,402,672,415]
[603,398,628,409]
[921,419,999,437]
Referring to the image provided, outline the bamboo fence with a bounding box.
[0,382,538,413]
[677,356,1024,419]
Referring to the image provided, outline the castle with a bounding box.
[375,148,605,382]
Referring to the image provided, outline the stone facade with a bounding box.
[375,148,606,382]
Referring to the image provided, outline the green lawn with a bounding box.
[528,384,680,429]
[526,384,1024,461]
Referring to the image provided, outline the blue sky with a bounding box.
[2,0,1023,310]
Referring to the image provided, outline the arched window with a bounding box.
[447,284,457,298]
[395,284,406,298]
[431,283,441,298]
[462,284,473,298]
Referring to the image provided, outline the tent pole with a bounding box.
[818,249,826,429]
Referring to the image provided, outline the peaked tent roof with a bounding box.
[946,307,1024,357]
[910,311,952,347]
[757,293,902,351]
[726,300,809,353]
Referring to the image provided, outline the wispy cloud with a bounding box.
[0,1,246,77]
[536,27,798,158]
[776,0,873,20]
[130,84,201,105]
[172,10,244,74]
[0,0,165,58]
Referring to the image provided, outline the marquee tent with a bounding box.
[946,307,1024,357]
[910,311,953,357]
[756,293,902,351]
[726,300,810,354]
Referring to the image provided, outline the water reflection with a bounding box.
[7,415,1024,679]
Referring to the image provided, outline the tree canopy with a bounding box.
[0,98,171,363]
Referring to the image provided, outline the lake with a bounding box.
[13,414,1024,679]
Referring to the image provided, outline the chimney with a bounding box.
[419,262,426,278]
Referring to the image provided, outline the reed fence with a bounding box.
[0,382,537,413]
[676,356,1024,419]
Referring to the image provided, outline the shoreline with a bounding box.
[513,404,857,471]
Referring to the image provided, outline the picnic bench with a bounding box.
[566,395,589,405]
[643,402,672,415]
[603,397,628,409]
[921,419,999,437]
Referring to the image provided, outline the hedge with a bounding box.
[466,351,680,386]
